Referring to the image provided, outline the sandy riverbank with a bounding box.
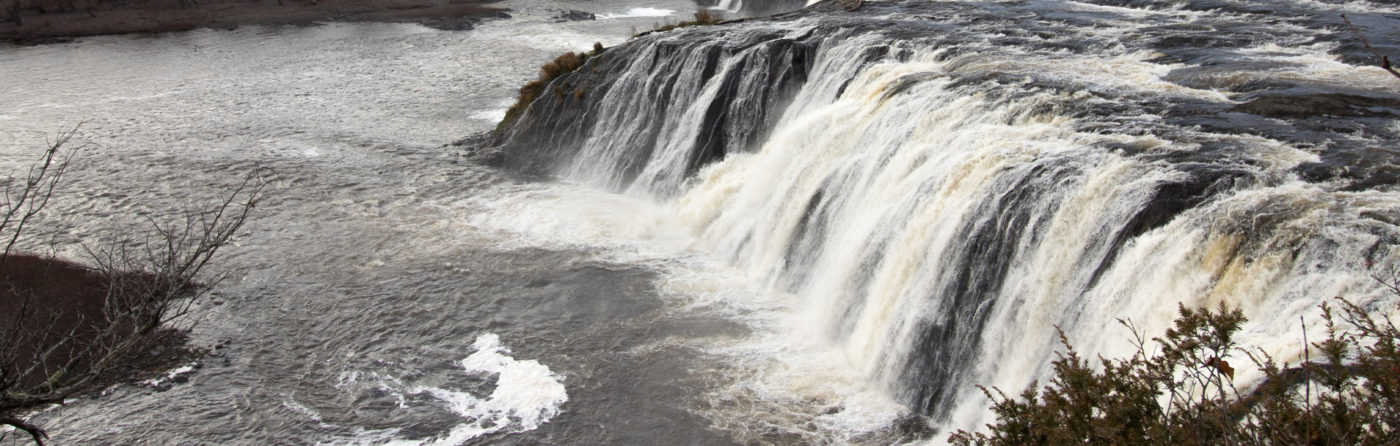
[2,0,507,43]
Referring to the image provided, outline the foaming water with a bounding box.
[324,334,567,445]
[597,7,676,19]
[653,258,912,443]
[491,0,1400,440]
[459,182,693,258]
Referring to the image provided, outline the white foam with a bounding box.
[455,183,693,263]
[324,334,567,446]
[283,398,326,424]
[646,256,910,443]
[597,7,675,19]
[471,23,625,53]
[469,109,507,122]
[142,363,198,387]
[423,334,567,441]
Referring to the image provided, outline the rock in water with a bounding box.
[552,9,596,22]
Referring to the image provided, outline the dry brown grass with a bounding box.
[495,45,605,134]
[647,9,721,34]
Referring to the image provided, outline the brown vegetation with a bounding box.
[953,23,1400,445]
[647,9,720,33]
[492,12,731,135]
[949,295,1400,446]
[495,43,605,134]
[631,9,722,38]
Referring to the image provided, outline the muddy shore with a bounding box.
[1,0,507,43]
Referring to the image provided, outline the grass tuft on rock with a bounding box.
[642,10,722,35]
[495,43,606,134]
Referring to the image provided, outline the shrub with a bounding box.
[495,44,606,134]
[646,10,722,34]
[0,128,267,445]
[492,11,723,135]
[949,296,1400,446]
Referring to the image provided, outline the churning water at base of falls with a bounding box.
[0,1,909,444]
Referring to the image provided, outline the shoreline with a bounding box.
[0,254,199,394]
[1,0,508,44]
[0,253,202,443]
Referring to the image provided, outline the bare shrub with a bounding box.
[0,129,267,445]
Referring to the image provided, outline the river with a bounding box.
[1,0,896,444]
[4,0,1400,444]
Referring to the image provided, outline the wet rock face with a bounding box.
[492,0,1400,193]
[1232,94,1400,119]
[1298,145,1400,192]
[489,24,820,194]
[552,9,596,22]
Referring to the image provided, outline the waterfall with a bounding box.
[492,20,827,196]
[489,0,1400,434]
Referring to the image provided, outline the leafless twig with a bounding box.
[0,129,268,445]
[1342,14,1400,80]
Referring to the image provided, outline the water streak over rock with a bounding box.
[491,0,1400,435]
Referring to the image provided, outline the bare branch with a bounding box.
[0,415,47,445]
[0,126,79,265]
[1342,14,1400,80]
[0,128,270,444]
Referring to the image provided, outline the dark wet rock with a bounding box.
[420,10,510,30]
[552,9,596,22]
[420,17,476,31]
[1297,145,1400,191]
[1232,94,1400,119]
[491,25,820,193]
[1090,167,1256,286]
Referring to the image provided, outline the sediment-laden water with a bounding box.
[492,0,1400,439]
[0,1,803,444]
[3,0,1400,444]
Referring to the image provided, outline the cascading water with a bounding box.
[490,0,1400,437]
[492,20,823,196]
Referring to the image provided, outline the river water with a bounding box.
[5,0,1400,444]
[0,1,901,444]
